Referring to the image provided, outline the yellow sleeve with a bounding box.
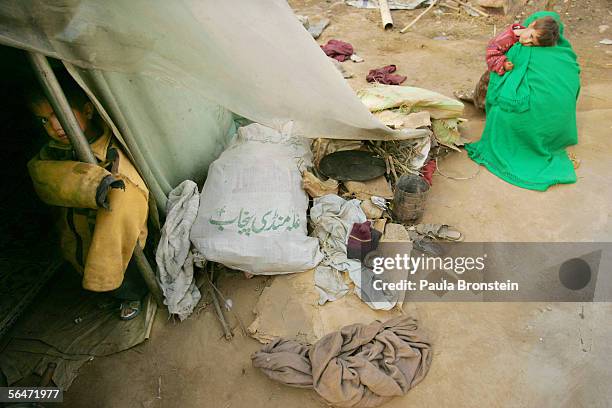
[27,156,111,209]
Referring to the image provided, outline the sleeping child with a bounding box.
[458,16,560,110]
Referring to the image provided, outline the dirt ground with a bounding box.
[63,1,612,407]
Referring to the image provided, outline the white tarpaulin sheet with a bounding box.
[0,0,429,207]
[0,1,429,139]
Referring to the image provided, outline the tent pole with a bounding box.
[28,52,164,307]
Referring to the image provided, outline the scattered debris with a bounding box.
[408,223,463,241]
[368,138,432,180]
[346,0,432,10]
[308,18,330,39]
[207,269,232,341]
[302,170,340,198]
[312,138,363,167]
[332,59,353,78]
[370,196,388,210]
[374,110,431,129]
[296,14,309,28]
[296,15,331,39]
[569,152,581,169]
[400,0,438,33]
[439,1,461,11]
[455,0,489,16]
[381,223,412,242]
[379,0,394,29]
[453,88,475,103]
[462,4,481,16]
[315,266,350,305]
[372,218,387,234]
[599,38,612,45]
[432,118,468,150]
[476,0,504,8]
[599,25,609,34]
[361,198,384,218]
[358,84,465,120]
[350,53,365,63]
[344,176,394,200]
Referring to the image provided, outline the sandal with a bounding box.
[119,300,141,321]
[410,224,464,242]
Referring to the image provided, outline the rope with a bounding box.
[435,157,481,180]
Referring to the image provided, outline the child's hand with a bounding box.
[504,61,514,71]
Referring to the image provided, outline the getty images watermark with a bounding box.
[371,252,519,292]
[359,242,611,302]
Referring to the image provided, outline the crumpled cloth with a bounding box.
[314,266,350,305]
[310,195,365,304]
[321,39,354,62]
[366,65,407,85]
[310,195,395,309]
[155,180,201,320]
[252,316,432,407]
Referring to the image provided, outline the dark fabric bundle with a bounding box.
[347,221,382,262]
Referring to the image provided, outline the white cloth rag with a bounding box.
[155,180,202,320]
[310,194,394,309]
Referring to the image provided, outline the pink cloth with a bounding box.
[366,65,407,85]
[321,39,354,62]
[486,24,524,76]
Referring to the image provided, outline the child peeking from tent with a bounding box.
[27,74,149,321]
[470,16,560,110]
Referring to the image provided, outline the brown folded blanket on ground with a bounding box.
[252,316,432,407]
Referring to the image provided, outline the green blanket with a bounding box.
[465,11,581,191]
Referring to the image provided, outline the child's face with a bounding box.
[518,22,540,47]
[31,100,92,145]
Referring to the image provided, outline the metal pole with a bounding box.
[28,52,164,306]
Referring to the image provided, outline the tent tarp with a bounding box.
[0,0,428,206]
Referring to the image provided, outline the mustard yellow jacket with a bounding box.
[28,127,148,292]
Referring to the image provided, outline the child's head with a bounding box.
[519,16,560,47]
[28,75,96,145]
